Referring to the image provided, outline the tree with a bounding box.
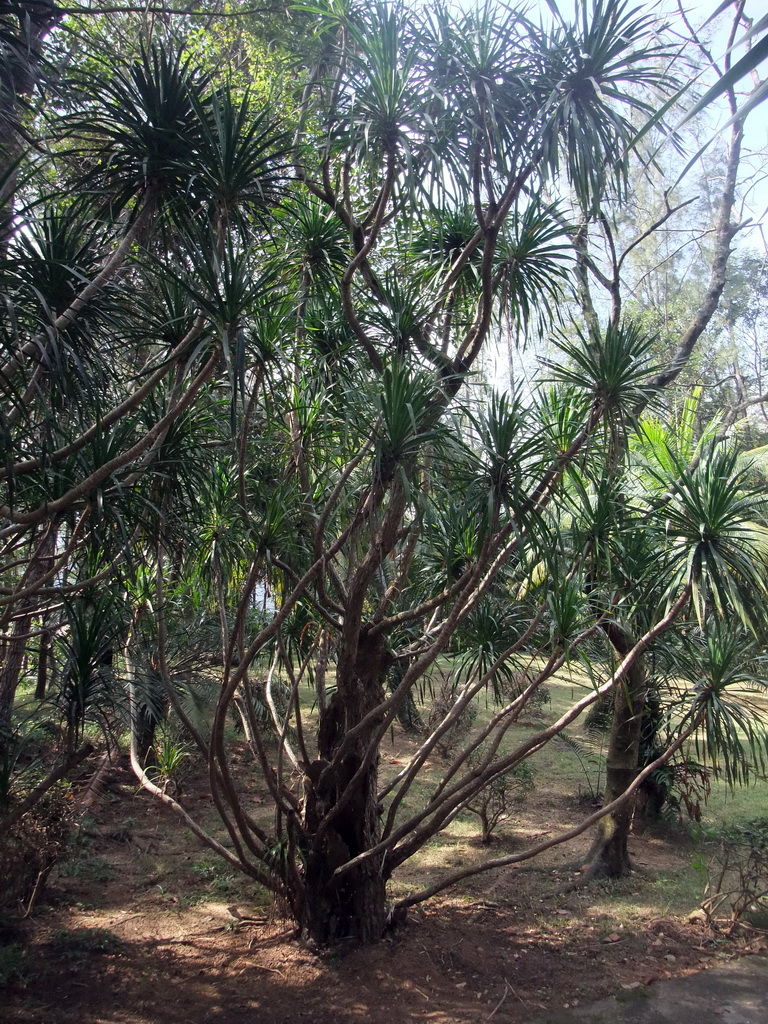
[2,0,767,944]
[1,3,61,201]
[555,0,768,880]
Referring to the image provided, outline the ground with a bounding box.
[3,737,765,1024]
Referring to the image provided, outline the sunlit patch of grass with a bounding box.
[583,864,706,924]
[388,657,720,926]
[703,777,768,827]
[439,815,478,840]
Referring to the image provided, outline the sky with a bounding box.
[481,0,768,392]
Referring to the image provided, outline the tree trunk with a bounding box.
[585,622,648,878]
[0,2,60,252]
[132,678,167,766]
[0,527,56,756]
[301,628,391,944]
[302,771,388,944]
[34,617,53,700]
[389,656,423,734]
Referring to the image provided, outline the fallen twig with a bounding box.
[486,983,508,1020]
[506,979,528,1005]
[236,959,285,977]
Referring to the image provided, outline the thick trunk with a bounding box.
[302,781,388,944]
[0,619,30,742]
[301,629,391,944]
[634,687,667,820]
[133,699,163,765]
[136,660,169,764]
[586,623,647,878]
[587,766,636,877]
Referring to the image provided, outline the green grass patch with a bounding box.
[703,777,768,827]
[48,927,123,959]
[59,854,115,882]
[0,942,28,988]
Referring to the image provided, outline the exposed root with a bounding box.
[542,855,648,897]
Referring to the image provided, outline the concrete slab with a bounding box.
[532,955,768,1024]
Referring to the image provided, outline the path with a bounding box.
[532,954,767,1024]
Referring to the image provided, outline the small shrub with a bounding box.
[463,757,535,842]
[427,680,477,758]
[59,853,115,882]
[701,817,768,933]
[190,859,248,899]
[149,732,190,794]
[0,783,74,914]
[558,731,604,804]
[527,683,551,713]
[496,671,551,715]
[636,757,711,823]
[107,817,139,843]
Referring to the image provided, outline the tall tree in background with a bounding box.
[562,0,768,879]
[1,1,61,245]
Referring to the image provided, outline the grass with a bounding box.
[48,927,123,959]
[59,854,115,882]
[187,859,255,900]
[16,656,768,946]
[149,857,271,911]
[5,649,768,1024]
[703,776,768,827]
[0,943,28,988]
[583,859,706,922]
[376,662,768,931]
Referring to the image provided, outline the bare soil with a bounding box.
[3,740,765,1024]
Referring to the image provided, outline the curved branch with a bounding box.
[392,705,704,911]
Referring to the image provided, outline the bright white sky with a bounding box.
[545,1,768,235]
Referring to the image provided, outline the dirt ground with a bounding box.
[3,749,765,1024]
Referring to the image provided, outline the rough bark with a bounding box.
[0,2,60,252]
[585,621,648,878]
[301,628,392,944]
[0,526,56,754]
[388,656,423,734]
[34,616,52,700]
